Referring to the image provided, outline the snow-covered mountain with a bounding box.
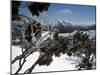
[54,19,96,33]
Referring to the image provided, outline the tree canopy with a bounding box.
[12,1,50,20]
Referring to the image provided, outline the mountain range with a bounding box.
[53,19,96,33]
[12,19,96,33]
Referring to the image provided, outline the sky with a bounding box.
[19,2,96,25]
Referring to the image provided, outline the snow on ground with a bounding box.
[12,46,40,73]
[85,30,96,39]
[59,30,77,37]
[59,30,96,39]
[12,30,96,74]
[12,46,22,60]
[12,46,79,74]
[33,54,79,72]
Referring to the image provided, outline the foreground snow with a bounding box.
[12,30,96,74]
[12,46,79,74]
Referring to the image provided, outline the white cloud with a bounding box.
[59,9,72,14]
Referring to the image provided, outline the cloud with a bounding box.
[59,9,72,14]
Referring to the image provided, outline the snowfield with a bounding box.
[59,30,96,39]
[12,46,79,74]
[11,30,96,74]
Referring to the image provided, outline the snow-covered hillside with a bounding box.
[59,30,96,39]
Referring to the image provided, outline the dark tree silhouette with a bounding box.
[12,0,50,20]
